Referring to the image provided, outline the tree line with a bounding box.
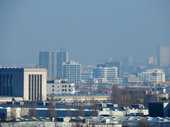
[110,84,145,107]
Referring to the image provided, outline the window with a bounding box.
[62,85,64,87]
[65,85,67,87]
[69,85,71,87]
[65,89,67,91]
[62,89,64,91]
[69,89,71,91]
[52,85,54,87]
[52,89,54,91]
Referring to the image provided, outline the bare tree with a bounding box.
[66,104,71,117]
[10,101,17,119]
[110,84,122,106]
[29,100,38,118]
[47,94,57,118]
[121,88,132,107]
[90,97,99,116]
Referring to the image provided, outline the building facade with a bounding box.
[63,61,81,85]
[149,56,157,65]
[93,66,122,84]
[122,56,133,66]
[39,50,68,80]
[0,68,47,101]
[137,69,165,83]
[47,77,75,95]
[96,61,121,78]
[156,45,169,67]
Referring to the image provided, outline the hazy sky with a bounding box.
[0,0,170,66]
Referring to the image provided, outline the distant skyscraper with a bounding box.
[149,56,157,65]
[39,50,68,80]
[122,56,133,66]
[156,45,169,67]
[63,61,81,85]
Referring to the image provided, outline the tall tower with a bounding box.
[63,61,81,85]
[122,56,133,66]
[39,50,68,80]
[156,45,169,67]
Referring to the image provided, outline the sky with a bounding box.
[0,0,170,66]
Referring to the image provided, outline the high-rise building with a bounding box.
[149,56,157,65]
[105,61,121,78]
[0,67,47,101]
[96,61,121,78]
[156,45,169,67]
[93,66,122,84]
[39,50,68,80]
[63,61,81,85]
[122,56,133,66]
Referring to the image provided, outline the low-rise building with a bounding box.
[47,77,75,95]
[137,69,165,83]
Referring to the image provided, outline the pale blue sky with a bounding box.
[0,0,170,66]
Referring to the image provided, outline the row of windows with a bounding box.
[0,74,13,95]
[52,89,71,92]
[52,85,71,87]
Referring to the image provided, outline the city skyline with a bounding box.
[0,1,170,66]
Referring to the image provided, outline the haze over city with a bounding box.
[0,0,170,66]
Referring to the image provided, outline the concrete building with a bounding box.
[47,77,75,95]
[39,50,68,80]
[149,56,157,65]
[63,61,81,85]
[122,56,133,66]
[93,66,122,84]
[123,74,139,83]
[148,101,170,117]
[137,69,165,83]
[97,61,121,78]
[0,67,47,101]
[81,71,93,81]
[156,45,169,67]
[105,61,121,78]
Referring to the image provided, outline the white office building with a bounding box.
[63,61,81,85]
[39,50,68,80]
[0,67,47,101]
[81,71,93,81]
[47,77,75,95]
[137,69,165,83]
[93,67,122,84]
